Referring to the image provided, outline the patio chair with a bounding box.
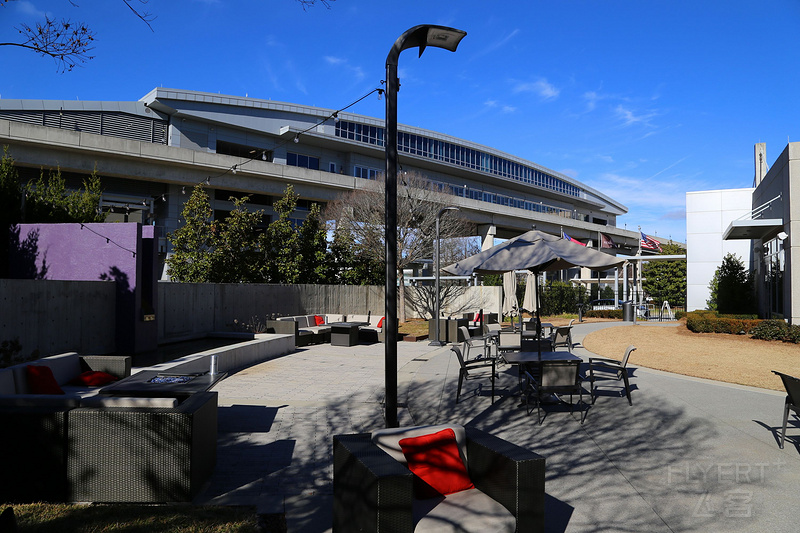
[524,359,586,424]
[772,370,800,449]
[589,345,636,406]
[458,326,488,360]
[332,424,545,533]
[452,345,495,404]
[550,325,573,352]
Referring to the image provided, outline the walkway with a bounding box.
[196,322,800,532]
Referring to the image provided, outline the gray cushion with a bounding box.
[0,369,15,395]
[414,487,515,533]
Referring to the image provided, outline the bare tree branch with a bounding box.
[3,16,96,72]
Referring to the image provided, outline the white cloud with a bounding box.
[324,56,345,65]
[614,105,658,127]
[15,1,46,17]
[502,105,517,114]
[513,79,559,100]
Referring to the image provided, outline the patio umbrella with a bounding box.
[502,270,519,324]
[522,271,537,313]
[443,229,626,358]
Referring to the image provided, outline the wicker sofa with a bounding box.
[347,314,385,343]
[333,424,545,532]
[0,352,218,503]
[0,352,131,407]
[266,314,346,346]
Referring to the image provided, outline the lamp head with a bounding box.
[387,25,467,65]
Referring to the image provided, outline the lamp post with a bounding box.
[385,25,466,428]
[430,206,460,346]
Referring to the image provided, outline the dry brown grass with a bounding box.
[583,322,800,391]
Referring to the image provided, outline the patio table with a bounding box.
[99,370,226,399]
[329,322,369,347]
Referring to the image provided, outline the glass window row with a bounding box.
[335,120,580,198]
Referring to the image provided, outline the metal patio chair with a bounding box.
[772,370,800,449]
[452,345,495,403]
[589,345,636,406]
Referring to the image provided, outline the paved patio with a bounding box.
[195,321,800,532]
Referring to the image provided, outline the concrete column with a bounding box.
[477,224,497,251]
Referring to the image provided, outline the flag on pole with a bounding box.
[563,232,586,246]
[640,232,662,252]
[600,233,616,249]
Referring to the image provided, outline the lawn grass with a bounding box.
[3,503,259,533]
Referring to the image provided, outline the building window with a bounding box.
[354,165,381,180]
[287,152,319,170]
[334,119,580,199]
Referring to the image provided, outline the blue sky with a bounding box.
[2,0,799,244]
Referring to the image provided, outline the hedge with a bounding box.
[686,311,800,343]
[584,309,623,319]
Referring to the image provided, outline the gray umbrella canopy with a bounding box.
[443,229,626,276]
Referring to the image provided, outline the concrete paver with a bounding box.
[195,322,800,532]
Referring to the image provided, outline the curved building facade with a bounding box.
[0,88,640,278]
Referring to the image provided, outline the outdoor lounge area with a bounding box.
[5,321,800,531]
[188,321,800,532]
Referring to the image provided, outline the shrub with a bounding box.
[750,320,789,341]
[584,309,623,319]
[686,311,761,335]
[784,325,800,344]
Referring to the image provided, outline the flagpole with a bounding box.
[634,226,642,324]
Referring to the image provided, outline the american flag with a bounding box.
[640,232,662,252]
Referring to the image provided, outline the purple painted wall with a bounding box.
[9,223,158,354]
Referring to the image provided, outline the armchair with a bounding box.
[332,424,545,533]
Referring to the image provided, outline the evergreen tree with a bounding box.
[264,185,300,284]
[208,196,267,283]
[0,147,22,277]
[708,253,755,314]
[642,242,686,307]
[165,184,215,282]
[23,166,104,223]
[297,202,329,284]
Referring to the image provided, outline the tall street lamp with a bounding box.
[384,25,466,428]
[429,206,460,346]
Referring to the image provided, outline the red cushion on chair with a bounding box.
[377,317,384,328]
[26,365,65,395]
[399,428,474,498]
[314,315,325,326]
[69,370,119,387]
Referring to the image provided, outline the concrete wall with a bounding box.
[0,279,116,359]
[686,188,754,311]
[157,282,503,342]
[157,282,389,342]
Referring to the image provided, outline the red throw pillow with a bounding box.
[314,315,325,326]
[69,370,119,387]
[377,317,384,328]
[399,428,474,499]
[473,313,482,324]
[26,365,65,395]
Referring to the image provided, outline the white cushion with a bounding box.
[80,396,179,408]
[326,314,345,323]
[414,487,515,533]
[371,424,468,467]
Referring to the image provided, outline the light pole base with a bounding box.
[428,340,448,347]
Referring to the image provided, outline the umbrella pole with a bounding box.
[535,271,542,361]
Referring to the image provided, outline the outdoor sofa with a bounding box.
[0,352,217,503]
[266,313,385,345]
[266,314,345,346]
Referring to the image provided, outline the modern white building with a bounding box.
[687,142,797,322]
